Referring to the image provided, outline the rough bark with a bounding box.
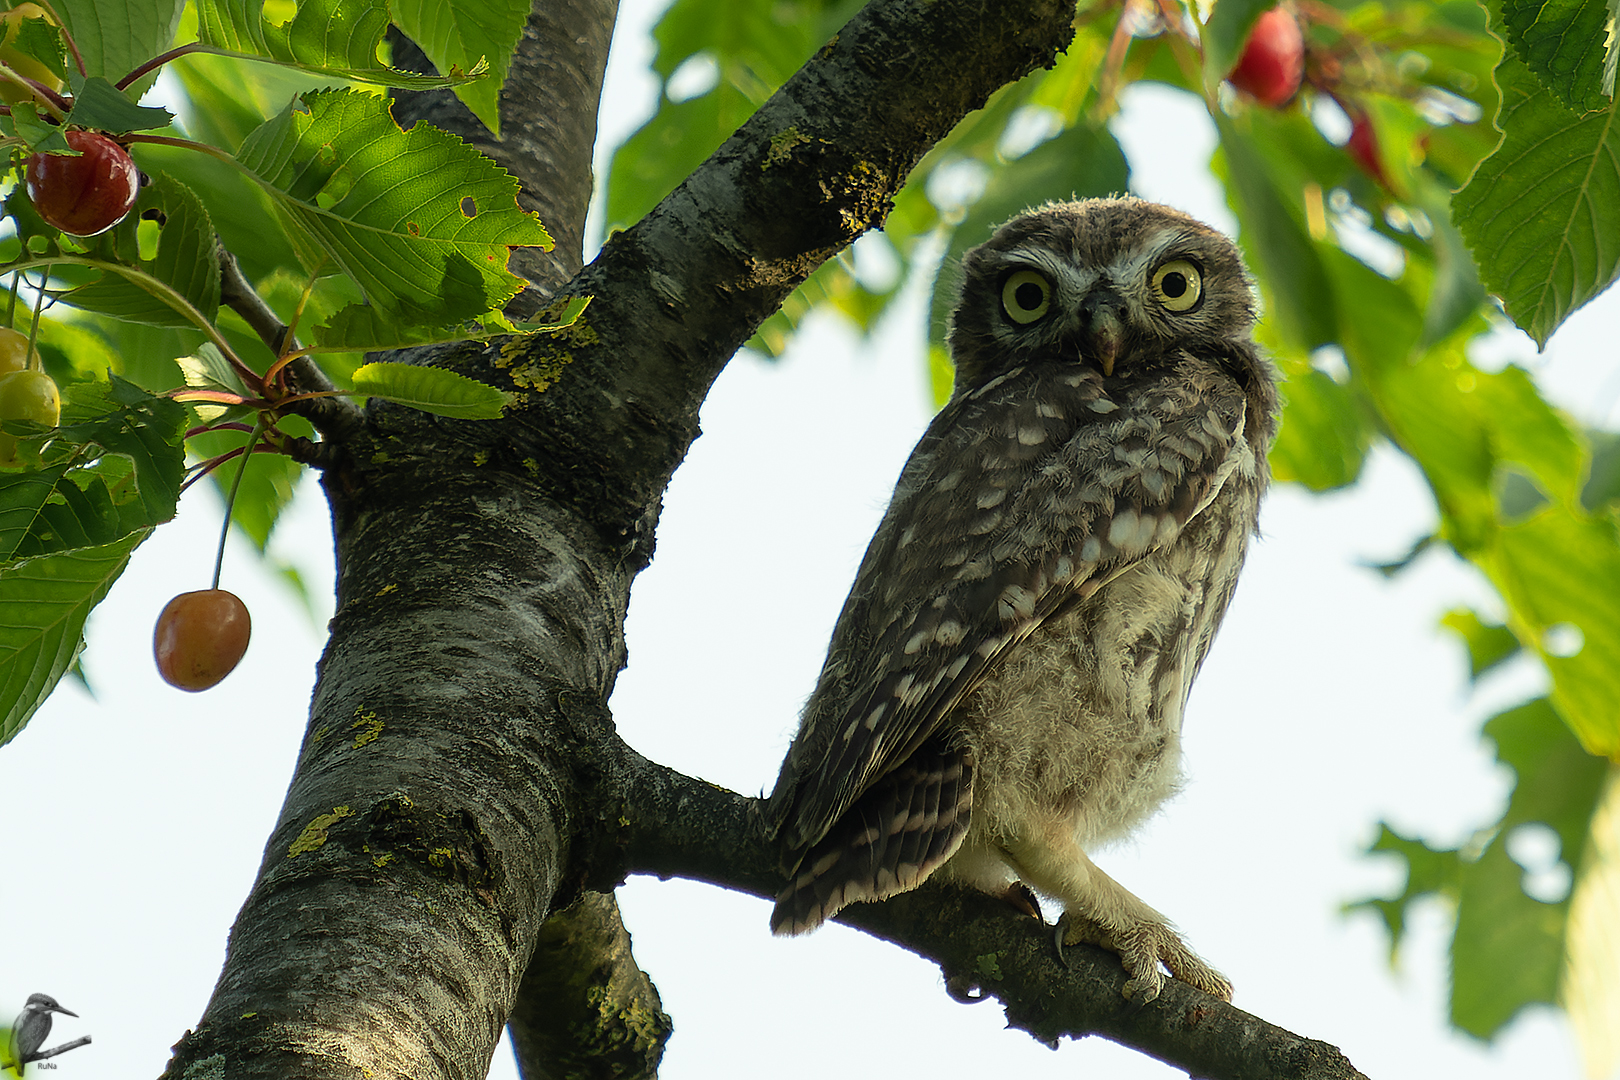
[387,6,670,1077]
[507,891,672,1080]
[163,0,1372,1077]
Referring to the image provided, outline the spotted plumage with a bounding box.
[766,197,1278,1002]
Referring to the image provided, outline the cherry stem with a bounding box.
[7,270,18,328]
[117,42,207,91]
[186,420,258,439]
[121,133,239,168]
[26,265,47,373]
[211,416,266,591]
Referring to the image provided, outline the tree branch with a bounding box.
[437,0,1079,542]
[507,890,672,1080]
[216,244,362,440]
[605,737,1370,1080]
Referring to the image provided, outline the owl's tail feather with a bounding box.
[770,742,974,934]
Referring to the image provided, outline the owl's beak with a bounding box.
[1079,290,1125,377]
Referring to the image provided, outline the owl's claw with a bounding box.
[1054,913,1232,1004]
[1003,881,1043,922]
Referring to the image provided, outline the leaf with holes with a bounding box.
[57,173,221,329]
[234,90,552,326]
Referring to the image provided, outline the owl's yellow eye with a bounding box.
[1150,260,1202,312]
[1001,269,1051,324]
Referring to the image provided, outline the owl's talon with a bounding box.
[1055,911,1229,1004]
[1003,881,1043,921]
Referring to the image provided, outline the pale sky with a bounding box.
[3,2,1617,1078]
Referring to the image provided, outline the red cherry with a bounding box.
[1346,112,1391,188]
[25,129,139,237]
[1227,8,1305,108]
[154,589,252,691]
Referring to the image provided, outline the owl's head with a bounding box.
[946,197,1259,394]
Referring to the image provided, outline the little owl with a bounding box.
[766,196,1278,1002]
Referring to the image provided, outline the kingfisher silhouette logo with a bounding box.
[1,995,90,1076]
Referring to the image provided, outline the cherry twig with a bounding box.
[117,42,209,91]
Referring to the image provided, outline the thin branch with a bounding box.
[216,244,363,439]
[612,749,1369,1080]
[24,1035,92,1063]
[118,42,207,90]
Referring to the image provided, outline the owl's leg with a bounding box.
[1001,820,1231,1003]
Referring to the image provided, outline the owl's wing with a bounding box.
[771,354,1256,888]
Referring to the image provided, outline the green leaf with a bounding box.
[178,341,250,397]
[1452,700,1609,1036]
[517,295,592,334]
[392,0,527,135]
[1470,363,1585,506]
[1214,116,1339,351]
[1583,430,1620,509]
[193,0,487,88]
[1269,368,1369,491]
[176,342,250,421]
[58,172,222,328]
[0,528,147,747]
[129,136,311,288]
[1562,771,1620,1078]
[54,0,184,90]
[1498,0,1613,112]
[1454,58,1620,346]
[7,101,72,151]
[1486,509,1620,758]
[1418,193,1489,348]
[1347,823,1464,957]
[604,88,742,236]
[349,361,512,419]
[313,303,520,351]
[63,74,174,132]
[233,89,552,324]
[602,0,843,233]
[1441,607,1523,679]
[0,375,188,559]
[6,11,67,82]
[1608,0,1620,97]
[1351,700,1609,1039]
